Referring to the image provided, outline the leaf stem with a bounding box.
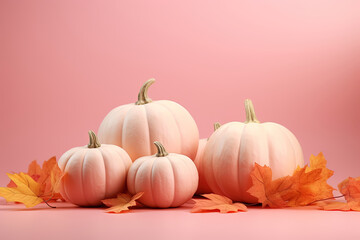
[43,192,56,208]
[309,195,344,205]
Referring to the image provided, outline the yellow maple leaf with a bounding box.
[101,192,144,213]
[0,173,43,208]
[6,157,64,202]
[191,194,247,213]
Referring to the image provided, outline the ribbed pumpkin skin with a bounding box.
[193,139,212,194]
[202,122,304,203]
[97,100,199,162]
[127,153,198,208]
[58,144,132,206]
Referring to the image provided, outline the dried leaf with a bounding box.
[247,153,334,207]
[286,167,323,206]
[102,192,144,213]
[317,201,360,211]
[338,177,360,203]
[320,177,360,211]
[27,160,42,182]
[304,153,335,201]
[247,163,294,208]
[3,157,64,204]
[0,173,43,208]
[191,193,247,213]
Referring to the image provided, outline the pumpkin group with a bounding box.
[97,79,199,161]
[58,131,132,206]
[202,99,304,203]
[127,141,198,208]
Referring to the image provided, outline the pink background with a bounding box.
[1,0,360,238]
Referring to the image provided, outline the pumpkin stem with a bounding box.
[88,130,101,148]
[154,141,169,157]
[135,79,155,105]
[244,99,260,123]
[214,122,221,131]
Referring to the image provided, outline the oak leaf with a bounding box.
[0,173,43,208]
[247,163,294,208]
[191,193,247,213]
[101,192,144,213]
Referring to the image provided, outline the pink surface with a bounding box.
[1,200,360,239]
[1,0,360,238]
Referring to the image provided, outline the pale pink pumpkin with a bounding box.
[127,141,198,208]
[58,131,132,207]
[97,79,199,162]
[202,99,304,203]
[193,122,221,195]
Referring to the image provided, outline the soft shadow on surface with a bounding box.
[0,202,81,211]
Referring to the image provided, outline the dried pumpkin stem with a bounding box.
[135,79,155,105]
[154,141,169,157]
[244,99,260,123]
[214,122,221,131]
[88,130,101,148]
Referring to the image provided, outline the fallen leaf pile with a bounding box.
[191,194,247,213]
[0,157,64,207]
[101,192,144,213]
[247,152,335,208]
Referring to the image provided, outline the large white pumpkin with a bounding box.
[97,79,199,161]
[202,99,304,203]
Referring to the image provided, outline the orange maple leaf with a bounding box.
[191,193,247,213]
[101,192,144,213]
[5,157,64,203]
[36,157,64,201]
[247,163,294,208]
[338,177,360,202]
[247,153,334,207]
[319,177,360,211]
[304,153,335,200]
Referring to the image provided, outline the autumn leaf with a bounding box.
[0,173,43,208]
[101,192,144,213]
[247,163,294,208]
[7,160,42,188]
[286,167,323,206]
[247,153,334,207]
[287,153,334,206]
[317,201,360,211]
[305,153,335,200]
[27,160,42,182]
[6,157,64,202]
[338,177,360,202]
[191,193,247,213]
[319,177,360,211]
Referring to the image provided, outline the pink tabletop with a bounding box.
[1,199,360,240]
